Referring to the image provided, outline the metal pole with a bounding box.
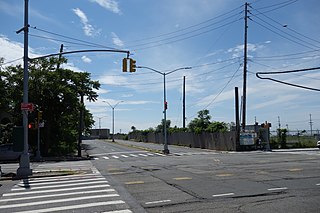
[36,123,40,161]
[183,76,186,129]
[112,107,115,142]
[17,0,32,177]
[163,73,169,154]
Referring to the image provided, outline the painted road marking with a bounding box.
[216,173,233,177]
[0,194,120,209]
[145,199,171,205]
[130,154,138,157]
[268,187,288,191]
[103,156,110,159]
[0,189,115,203]
[138,154,148,157]
[173,177,192,180]
[102,210,133,213]
[13,201,126,213]
[288,168,303,172]
[154,153,166,156]
[112,155,119,159]
[121,155,129,158]
[3,184,111,196]
[125,181,144,185]
[146,153,154,156]
[23,173,100,182]
[12,180,109,191]
[212,193,235,197]
[316,183,320,186]
[15,177,106,187]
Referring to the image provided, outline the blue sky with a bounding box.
[1,0,320,134]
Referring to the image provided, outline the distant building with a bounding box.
[90,128,110,139]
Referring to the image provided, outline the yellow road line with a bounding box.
[288,168,303,172]
[125,181,144,185]
[173,177,192,180]
[216,173,233,177]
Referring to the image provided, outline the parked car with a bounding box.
[0,143,22,161]
[317,141,320,149]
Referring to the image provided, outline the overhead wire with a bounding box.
[125,5,243,44]
[249,6,320,49]
[187,64,242,119]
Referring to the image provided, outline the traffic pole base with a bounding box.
[16,153,33,178]
[163,149,170,155]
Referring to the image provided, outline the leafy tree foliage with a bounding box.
[188,110,228,133]
[0,57,100,156]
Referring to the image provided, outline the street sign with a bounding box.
[240,132,257,145]
[21,103,34,111]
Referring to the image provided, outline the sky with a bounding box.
[1,0,320,134]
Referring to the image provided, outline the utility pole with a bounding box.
[56,44,64,71]
[78,92,84,157]
[309,114,313,136]
[241,2,249,131]
[235,87,240,150]
[16,0,32,177]
[183,76,186,129]
[278,116,281,130]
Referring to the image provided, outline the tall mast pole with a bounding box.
[242,2,248,131]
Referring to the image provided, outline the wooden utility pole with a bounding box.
[242,2,248,131]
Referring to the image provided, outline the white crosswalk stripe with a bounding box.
[0,172,132,212]
[92,151,217,160]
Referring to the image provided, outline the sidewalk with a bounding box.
[0,149,91,181]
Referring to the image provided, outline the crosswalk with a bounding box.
[92,151,216,160]
[0,172,132,213]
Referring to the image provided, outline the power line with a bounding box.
[125,5,243,44]
[252,0,298,12]
[188,64,242,119]
[31,26,117,50]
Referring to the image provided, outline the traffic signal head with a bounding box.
[130,58,136,72]
[122,58,127,72]
[38,111,43,121]
[164,101,168,110]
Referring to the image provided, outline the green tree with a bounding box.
[2,57,100,155]
[188,110,211,133]
[155,119,171,133]
[188,110,228,133]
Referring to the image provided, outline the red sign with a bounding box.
[21,103,34,111]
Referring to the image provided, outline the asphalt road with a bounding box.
[1,140,319,212]
[86,139,320,213]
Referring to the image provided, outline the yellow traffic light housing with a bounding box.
[122,58,127,72]
[130,58,136,72]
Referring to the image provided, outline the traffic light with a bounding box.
[130,58,136,72]
[38,111,43,122]
[164,101,168,110]
[28,123,33,129]
[122,58,127,72]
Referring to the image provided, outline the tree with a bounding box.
[188,110,211,133]
[155,119,171,133]
[1,57,100,155]
[131,126,136,132]
[188,110,228,133]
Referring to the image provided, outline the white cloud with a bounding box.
[111,32,124,47]
[81,55,92,63]
[228,43,265,58]
[72,8,99,37]
[0,35,40,66]
[90,0,121,14]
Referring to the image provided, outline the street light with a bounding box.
[95,116,107,138]
[136,66,192,154]
[103,101,123,142]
